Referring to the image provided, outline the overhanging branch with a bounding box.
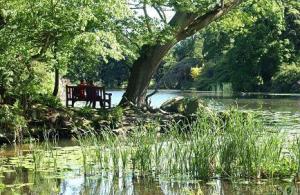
[176,0,244,40]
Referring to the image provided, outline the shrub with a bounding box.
[0,103,27,141]
[101,106,124,128]
[271,64,300,93]
[32,94,63,108]
[77,106,95,118]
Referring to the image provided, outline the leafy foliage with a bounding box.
[31,94,63,109]
[0,103,27,136]
[190,0,300,92]
[0,0,130,102]
[271,64,300,93]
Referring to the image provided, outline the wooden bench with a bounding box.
[66,85,112,109]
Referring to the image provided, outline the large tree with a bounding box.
[1,0,247,107]
[0,0,129,99]
[120,0,245,106]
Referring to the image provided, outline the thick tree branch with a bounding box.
[168,12,198,34]
[130,7,144,10]
[177,0,244,40]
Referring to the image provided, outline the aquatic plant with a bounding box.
[72,108,298,181]
[2,106,300,193]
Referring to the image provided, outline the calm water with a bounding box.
[1,90,300,194]
[106,90,300,133]
[0,143,299,195]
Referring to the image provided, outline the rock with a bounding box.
[185,97,205,116]
[160,97,185,113]
[161,97,206,116]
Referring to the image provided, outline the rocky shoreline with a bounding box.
[1,97,201,145]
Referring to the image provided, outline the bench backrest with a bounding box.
[66,86,76,99]
[66,85,106,100]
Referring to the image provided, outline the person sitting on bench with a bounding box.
[86,81,96,107]
[77,80,86,99]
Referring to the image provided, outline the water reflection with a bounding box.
[1,168,299,194]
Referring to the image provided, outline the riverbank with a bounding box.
[0,98,186,145]
[1,93,300,144]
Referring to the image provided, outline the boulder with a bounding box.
[161,97,206,116]
[160,97,185,113]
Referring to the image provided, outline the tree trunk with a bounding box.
[52,68,59,96]
[120,43,175,106]
[120,0,244,107]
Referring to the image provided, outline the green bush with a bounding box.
[0,103,27,139]
[74,107,124,130]
[271,64,300,93]
[32,94,63,108]
[77,106,95,118]
[109,106,124,125]
[97,107,124,128]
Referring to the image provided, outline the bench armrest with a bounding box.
[104,93,112,99]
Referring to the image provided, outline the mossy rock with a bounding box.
[160,97,185,113]
[161,97,206,116]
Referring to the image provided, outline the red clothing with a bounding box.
[78,84,86,98]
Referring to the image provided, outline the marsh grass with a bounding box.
[3,107,300,184]
[73,107,300,182]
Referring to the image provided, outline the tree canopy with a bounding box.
[0,0,299,107]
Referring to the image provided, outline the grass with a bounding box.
[1,107,300,185]
[70,107,300,182]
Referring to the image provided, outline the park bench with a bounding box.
[66,85,112,109]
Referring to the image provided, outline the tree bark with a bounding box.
[52,68,59,96]
[120,43,175,106]
[120,0,244,107]
[120,13,194,106]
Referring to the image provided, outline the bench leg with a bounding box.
[100,100,104,108]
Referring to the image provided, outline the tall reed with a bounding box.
[65,107,300,181]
